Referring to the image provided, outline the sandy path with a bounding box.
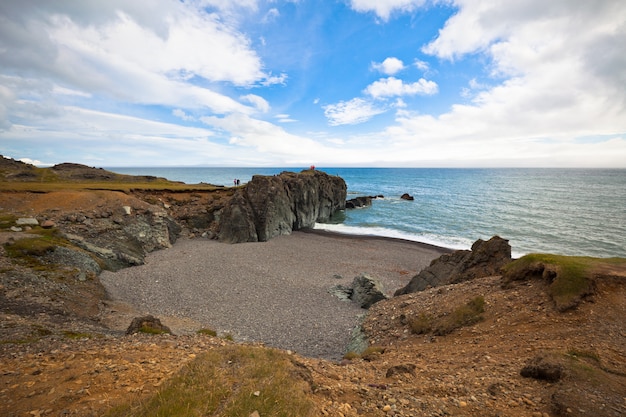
[100,230,446,360]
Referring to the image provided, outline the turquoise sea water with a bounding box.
[108,167,626,258]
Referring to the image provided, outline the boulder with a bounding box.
[400,193,414,201]
[41,220,55,228]
[346,196,373,209]
[218,170,346,243]
[395,236,512,296]
[350,273,388,309]
[16,217,39,226]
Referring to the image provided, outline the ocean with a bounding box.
[107,167,626,259]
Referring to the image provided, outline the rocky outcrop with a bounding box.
[400,193,414,201]
[218,170,346,243]
[395,236,512,295]
[351,274,388,308]
[59,205,181,270]
[329,273,388,309]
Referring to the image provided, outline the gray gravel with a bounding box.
[100,230,445,360]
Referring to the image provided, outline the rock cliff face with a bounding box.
[218,170,347,243]
[395,236,512,295]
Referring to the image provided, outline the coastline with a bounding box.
[302,227,455,253]
[100,230,448,360]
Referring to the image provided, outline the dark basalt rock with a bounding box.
[345,195,383,209]
[218,170,347,243]
[400,193,414,201]
[350,273,388,309]
[395,236,512,295]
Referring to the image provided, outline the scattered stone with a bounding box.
[249,411,260,417]
[16,217,39,226]
[328,284,353,302]
[123,206,132,215]
[41,220,55,228]
[10,226,22,232]
[386,364,416,378]
[126,315,172,335]
[520,355,563,382]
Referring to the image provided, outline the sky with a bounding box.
[0,0,625,168]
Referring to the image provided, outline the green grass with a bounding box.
[503,254,626,311]
[0,213,18,229]
[4,237,56,257]
[138,325,170,335]
[196,328,217,337]
[407,296,486,336]
[408,312,434,335]
[63,331,94,340]
[0,180,220,192]
[434,296,485,336]
[343,345,385,361]
[104,345,316,417]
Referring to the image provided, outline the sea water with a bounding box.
[108,167,626,258]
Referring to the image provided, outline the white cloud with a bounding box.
[0,1,274,122]
[323,98,386,126]
[18,158,42,166]
[275,114,297,123]
[364,77,438,98]
[201,113,345,163]
[414,59,429,71]
[349,0,626,167]
[372,57,405,75]
[349,0,426,21]
[240,94,270,113]
[263,8,280,23]
[173,109,195,121]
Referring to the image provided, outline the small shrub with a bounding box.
[408,313,434,334]
[0,213,17,229]
[31,324,53,337]
[361,345,385,361]
[567,348,600,363]
[5,237,56,257]
[63,331,93,340]
[139,325,168,335]
[343,351,360,360]
[222,333,234,341]
[434,296,485,336]
[197,328,217,337]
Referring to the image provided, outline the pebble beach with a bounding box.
[100,230,447,360]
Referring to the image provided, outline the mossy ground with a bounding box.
[503,253,626,310]
[408,296,485,336]
[104,345,316,417]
